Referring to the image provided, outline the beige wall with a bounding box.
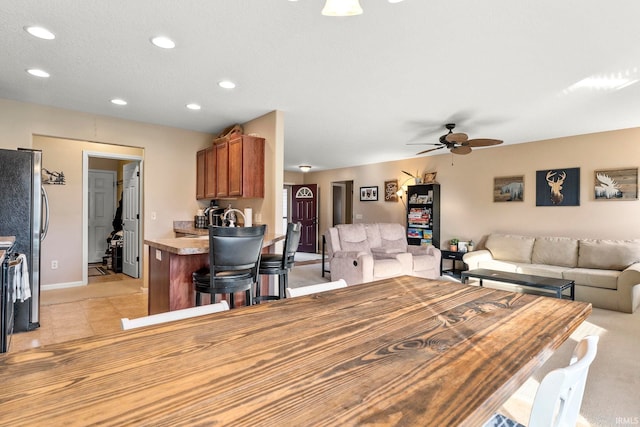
[0,98,283,287]
[237,110,284,235]
[306,127,640,248]
[33,136,143,285]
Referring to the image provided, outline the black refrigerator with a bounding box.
[0,148,49,334]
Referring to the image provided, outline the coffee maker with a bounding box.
[203,201,226,227]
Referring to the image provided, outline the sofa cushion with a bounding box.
[372,258,404,278]
[485,234,535,264]
[531,236,579,267]
[563,268,620,290]
[336,224,371,253]
[377,223,408,251]
[477,259,521,273]
[578,239,640,270]
[363,223,382,248]
[518,263,569,279]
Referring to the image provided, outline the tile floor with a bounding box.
[9,256,325,354]
[9,274,147,353]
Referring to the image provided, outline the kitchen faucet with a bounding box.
[222,208,246,227]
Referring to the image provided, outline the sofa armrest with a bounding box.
[329,251,374,285]
[617,262,640,313]
[462,249,493,270]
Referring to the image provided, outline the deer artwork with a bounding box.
[546,170,566,205]
[595,173,623,199]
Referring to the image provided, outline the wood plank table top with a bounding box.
[0,276,591,426]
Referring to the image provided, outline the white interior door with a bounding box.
[122,162,140,278]
[88,170,115,263]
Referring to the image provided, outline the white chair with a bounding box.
[121,300,229,330]
[484,335,599,427]
[285,279,348,298]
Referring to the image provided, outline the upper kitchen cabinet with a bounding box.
[215,135,265,199]
[196,146,216,200]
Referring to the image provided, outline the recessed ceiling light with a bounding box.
[150,36,176,49]
[110,98,128,106]
[218,80,236,89]
[186,103,201,110]
[26,68,50,78]
[24,26,55,40]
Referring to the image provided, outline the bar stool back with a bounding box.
[255,222,302,302]
[193,225,266,308]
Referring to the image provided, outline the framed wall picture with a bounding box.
[536,167,580,206]
[384,180,398,202]
[360,186,378,201]
[493,175,524,202]
[594,167,638,200]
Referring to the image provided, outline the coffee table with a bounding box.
[461,268,575,300]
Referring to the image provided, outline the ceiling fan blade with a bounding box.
[445,132,468,144]
[451,145,472,155]
[416,146,445,155]
[405,142,442,146]
[466,138,503,147]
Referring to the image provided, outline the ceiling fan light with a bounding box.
[322,0,363,16]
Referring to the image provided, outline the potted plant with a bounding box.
[449,238,459,252]
[468,239,474,252]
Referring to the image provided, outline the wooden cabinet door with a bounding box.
[196,149,206,199]
[241,136,265,198]
[204,146,216,199]
[215,141,229,197]
[228,138,243,197]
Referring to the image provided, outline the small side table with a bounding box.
[440,250,467,279]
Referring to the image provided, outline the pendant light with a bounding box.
[322,0,363,16]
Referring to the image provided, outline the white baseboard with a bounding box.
[42,281,85,290]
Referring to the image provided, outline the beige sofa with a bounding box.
[325,223,441,285]
[463,233,640,313]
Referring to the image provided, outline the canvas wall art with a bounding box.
[536,167,580,206]
[493,175,524,202]
[594,168,638,200]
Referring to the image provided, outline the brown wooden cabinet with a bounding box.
[216,135,264,198]
[215,140,229,198]
[198,134,264,200]
[196,149,206,199]
[196,146,217,200]
[204,146,216,199]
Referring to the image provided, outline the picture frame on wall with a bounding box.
[493,175,524,202]
[594,167,638,200]
[360,186,378,201]
[384,180,398,202]
[536,167,580,206]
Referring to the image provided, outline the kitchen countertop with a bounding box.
[173,221,208,236]
[145,233,284,256]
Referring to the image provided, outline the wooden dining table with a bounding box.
[0,276,591,426]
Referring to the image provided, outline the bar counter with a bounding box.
[144,232,284,314]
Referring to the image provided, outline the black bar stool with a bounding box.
[193,225,266,308]
[254,222,302,303]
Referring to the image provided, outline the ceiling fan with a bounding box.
[415,123,503,155]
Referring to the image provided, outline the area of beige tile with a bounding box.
[9,276,147,353]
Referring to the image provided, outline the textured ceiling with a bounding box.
[2,0,640,171]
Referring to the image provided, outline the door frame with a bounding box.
[82,151,143,285]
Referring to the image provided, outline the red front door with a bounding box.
[292,184,317,253]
